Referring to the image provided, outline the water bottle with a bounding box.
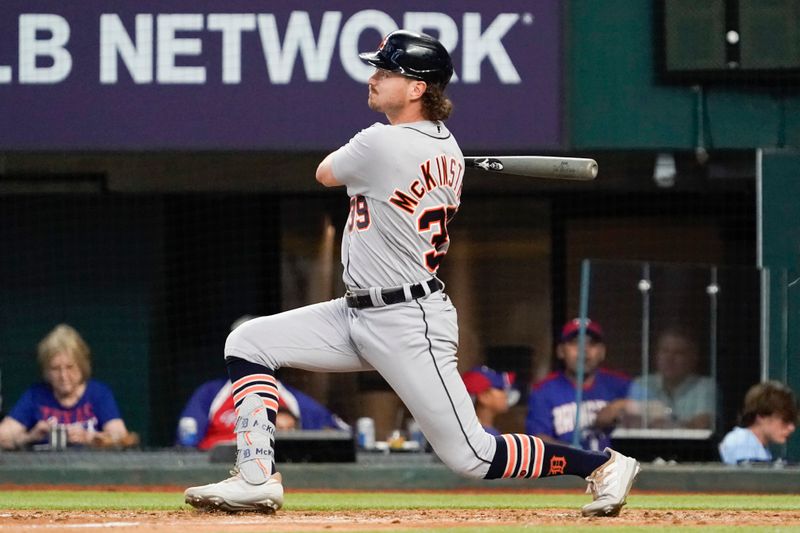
[178,417,200,447]
[407,418,427,452]
[356,417,375,450]
[49,423,67,451]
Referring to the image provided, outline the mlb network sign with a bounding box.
[0,1,562,150]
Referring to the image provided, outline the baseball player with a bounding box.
[185,30,640,517]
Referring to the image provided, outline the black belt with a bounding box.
[345,278,443,309]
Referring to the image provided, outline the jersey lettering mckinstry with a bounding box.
[331,120,464,288]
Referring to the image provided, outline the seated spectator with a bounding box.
[625,327,716,430]
[176,377,350,450]
[719,381,798,465]
[461,366,519,436]
[0,324,132,450]
[526,318,631,451]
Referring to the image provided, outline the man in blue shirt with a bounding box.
[527,318,631,451]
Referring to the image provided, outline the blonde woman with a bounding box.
[0,324,130,449]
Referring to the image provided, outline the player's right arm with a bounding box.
[318,124,387,196]
[315,152,344,188]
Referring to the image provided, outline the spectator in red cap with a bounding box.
[176,378,349,450]
[175,316,349,450]
[526,318,631,451]
[462,366,519,436]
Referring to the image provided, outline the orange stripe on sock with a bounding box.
[517,434,531,478]
[233,384,278,404]
[234,382,278,396]
[262,398,279,412]
[531,436,544,478]
[501,434,517,478]
[233,383,276,399]
[232,374,276,390]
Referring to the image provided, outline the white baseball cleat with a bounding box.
[581,448,640,517]
[185,471,284,513]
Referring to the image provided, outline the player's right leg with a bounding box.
[352,293,639,516]
[185,298,370,512]
[483,436,640,516]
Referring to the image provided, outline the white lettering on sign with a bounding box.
[3,10,530,85]
[462,13,521,83]
[257,11,341,84]
[207,14,257,84]
[19,14,72,84]
[338,10,397,82]
[156,14,205,84]
[100,14,153,84]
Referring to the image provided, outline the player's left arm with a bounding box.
[315,152,344,187]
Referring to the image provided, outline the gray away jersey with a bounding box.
[331,120,465,289]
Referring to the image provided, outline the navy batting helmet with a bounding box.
[359,30,454,87]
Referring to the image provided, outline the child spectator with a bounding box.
[719,381,798,465]
[461,366,518,436]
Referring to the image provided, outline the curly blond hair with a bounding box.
[421,84,453,121]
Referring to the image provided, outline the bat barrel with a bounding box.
[465,156,598,181]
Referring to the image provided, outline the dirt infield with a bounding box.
[3,509,800,531]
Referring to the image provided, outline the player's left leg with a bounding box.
[353,292,639,517]
[185,298,371,512]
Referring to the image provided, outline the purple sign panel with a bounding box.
[0,1,561,151]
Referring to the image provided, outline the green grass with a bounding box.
[0,490,799,512]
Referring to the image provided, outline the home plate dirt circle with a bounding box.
[3,509,800,531]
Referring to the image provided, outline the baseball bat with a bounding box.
[464,156,598,181]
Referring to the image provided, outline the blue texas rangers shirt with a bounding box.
[8,379,122,441]
[176,378,350,448]
[526,369,631,451]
